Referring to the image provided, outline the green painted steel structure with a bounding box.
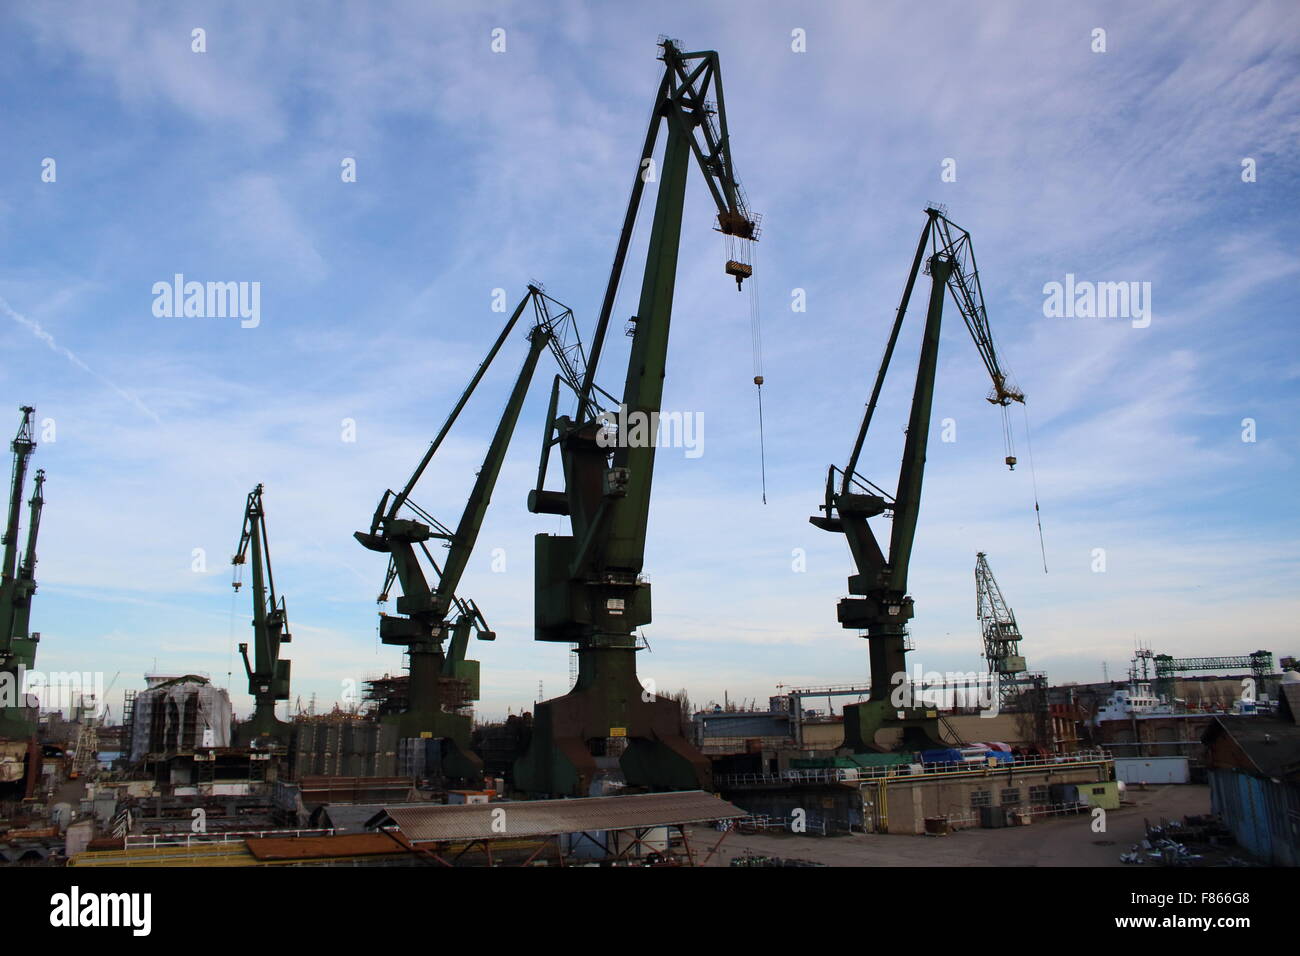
[516,38,758,797]
[231,484,293,746]
[356,287,577,785]
[1153,651,1273,702]
[0,406,41,739]
[811,209,1023,753]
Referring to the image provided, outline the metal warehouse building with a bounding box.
[1202,684,1300,867]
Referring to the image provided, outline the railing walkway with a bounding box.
[715,750,1112,789]
[125,827,337,849]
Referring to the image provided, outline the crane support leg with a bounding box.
[384,646,484,785]
[513,646,708,797]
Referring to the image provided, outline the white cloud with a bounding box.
[5,1,1298,719]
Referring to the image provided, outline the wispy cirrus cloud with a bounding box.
[0,294,161,423]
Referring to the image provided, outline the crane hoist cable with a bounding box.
[1000,402,1016,467]
[226,583,238,691]
[924,209,1048,565]
[1022,404,1048,574]
[755,383,768,504]
[743,234,768,504]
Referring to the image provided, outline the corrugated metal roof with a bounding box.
[383,790,745,843]
[317,803,401,833]
[1205,715,1300,779]
[245,833,408,861]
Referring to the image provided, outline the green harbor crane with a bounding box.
[1,406,42,739]
[355,285,581,785]
[811,207,1023,753]
[231,483,293,746]
[515,37,759,796]
[976,552,1030,711]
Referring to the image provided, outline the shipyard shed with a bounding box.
[373,790,747,866]
[1201,681,1294,868]
[1202,705,1300,866]
[718,750,1115,834]
[1113,756,1190,785]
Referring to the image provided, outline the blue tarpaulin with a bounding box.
[919,748,964,764]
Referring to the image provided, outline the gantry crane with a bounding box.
[1152,650,1273,702]
[515,37,759,796]
[975,552,1029,711]
[355,285,580,785]
[231,483,293,746]
[811,207,1023,752]
[1,406,42,739]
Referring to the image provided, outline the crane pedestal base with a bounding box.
[385,647,484,786]
[383,710,483,786]
[841,700,946,754]
[235,705,292,749]
[514,646,710,797]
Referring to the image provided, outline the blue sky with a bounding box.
[2,0,1298,723]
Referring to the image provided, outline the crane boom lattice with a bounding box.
[975,552,1029,710]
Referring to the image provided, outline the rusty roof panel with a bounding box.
[383,790,745,843]
[245,832,410,861]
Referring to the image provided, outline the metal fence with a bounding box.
[125,827,337,849]
[719,813,834,836]
[715,750,1111,789]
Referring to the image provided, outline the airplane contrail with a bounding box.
[1,294,161,424]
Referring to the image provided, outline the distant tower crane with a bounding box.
[355,285,581,785]
[516,37,759,796]
[975,552,1029,711]
[1,406,42,739]
[810,207,1024,753]
[231,483,292,746]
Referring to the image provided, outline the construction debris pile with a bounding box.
[1119,814,1254,867]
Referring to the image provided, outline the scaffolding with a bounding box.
[127,675,232,761]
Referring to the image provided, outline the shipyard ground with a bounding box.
[704,784,1239,867]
